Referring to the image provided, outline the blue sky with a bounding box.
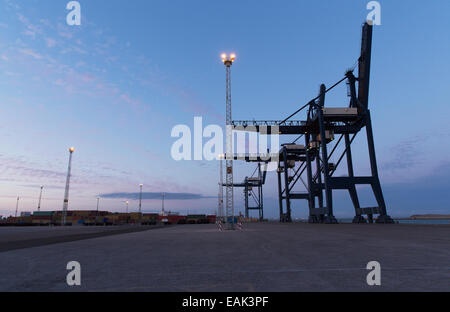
[0,0,449,218]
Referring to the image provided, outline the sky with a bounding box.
[0,0,449,218]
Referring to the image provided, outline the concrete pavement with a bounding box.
[0,223,449,291]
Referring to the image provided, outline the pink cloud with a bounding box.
[53,79,64,86]
[19,48,42,60]
[40,19,51,27]
[80,74,96,83]
[17,13,43,39]
[119,94,142,108]
[59,31,73,39]
[45,38,56,48]
[22,29,36,38]
[17,14,28,24]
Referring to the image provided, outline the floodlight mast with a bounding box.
[37,185,43,212]
[218,154,225,221]
[139,184,143,224]
[62,147,75,226]
[221,53,236,230]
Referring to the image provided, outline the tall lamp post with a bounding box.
[139,184,143,224]
[126,200,129,224]
[62,147,75,226]
[161,193,166,216]
[37,185,44,212]
[221,53,236,230]
[96,197,100,224]
[15,196,19,218]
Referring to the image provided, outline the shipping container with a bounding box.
[32,216,52,220]
[207,215,217,224]
[33,211,54,216]
[226,216,239,224]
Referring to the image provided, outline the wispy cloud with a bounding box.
[377,161,450,216]
[118,93,142,108]
[19,184,65,190]
[18,48,42,59]
[45,37,56,48]
[17,13,43,39]
[382,135,424,171]
[58,28,73,40]
[100,192,215,200]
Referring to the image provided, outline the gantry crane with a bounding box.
[231,22,394,224]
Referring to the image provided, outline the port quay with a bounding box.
[0,0,448,307]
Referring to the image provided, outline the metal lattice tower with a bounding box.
[222,53,236,230]
[218,154,224,221]
[62,147,75,226]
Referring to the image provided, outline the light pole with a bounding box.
[161,193,166,216]
[126,201,129,214]
[139,184,143,224]
[37,185,44,212]
[221,53,236,230]
[62,147,75,226]
[96,197,100,224]
[15,196,19,218]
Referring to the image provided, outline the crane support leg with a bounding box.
[317,84,338,224]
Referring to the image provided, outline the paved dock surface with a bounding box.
[0,225,163,252]
[0,223,449,292]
